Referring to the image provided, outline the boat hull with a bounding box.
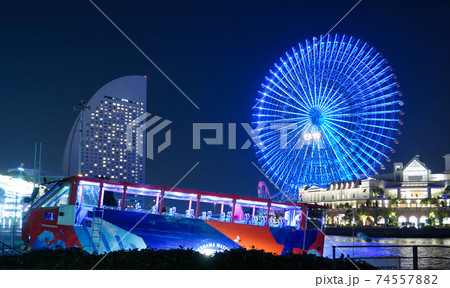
[24,209,324,255]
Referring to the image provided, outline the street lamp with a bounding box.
[74,100,91,175]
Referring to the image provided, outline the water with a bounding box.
[324,235,450,269]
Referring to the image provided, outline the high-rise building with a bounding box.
[63,75,147,183]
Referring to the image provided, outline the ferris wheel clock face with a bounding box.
[253,34,403,198]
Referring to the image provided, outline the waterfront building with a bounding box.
[63,75,147,183]
[0,167,34,229]
[300,155,450,227]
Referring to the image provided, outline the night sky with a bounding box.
[0,0,449,197]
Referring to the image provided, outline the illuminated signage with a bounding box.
[196,242,230,256]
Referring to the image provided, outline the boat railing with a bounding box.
[72,177,326,232]
[95,203,311,231]
[332,244,450,270]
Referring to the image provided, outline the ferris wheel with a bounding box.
[253,34,403,199]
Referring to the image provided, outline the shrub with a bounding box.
[0,248,376,270]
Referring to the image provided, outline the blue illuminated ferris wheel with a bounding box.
[253,34,404,199]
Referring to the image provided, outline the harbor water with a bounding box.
[324,235,450,269]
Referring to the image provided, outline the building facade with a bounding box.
[0,168,34,230]
[300,155,450,227]
[63,75,147,183]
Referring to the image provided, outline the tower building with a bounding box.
[63,75,147,183]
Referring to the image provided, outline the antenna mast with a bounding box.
[74,100,91,175]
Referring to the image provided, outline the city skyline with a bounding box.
[0,1,449,198]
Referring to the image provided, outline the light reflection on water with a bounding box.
[324,235,450,269]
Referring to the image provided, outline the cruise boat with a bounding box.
[22,176,326,255]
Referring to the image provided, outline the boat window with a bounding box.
[77,181,101,208]
[269,203,302,229]
[161,191,198,218]
[101,183,125,210]
[32,182,62,208]
[40,183,71,208]
[306,207,324,230]
[198,195,233,222]
[125,186,162,213]
[234,199,268,226]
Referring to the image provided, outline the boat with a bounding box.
[22,176,326,255]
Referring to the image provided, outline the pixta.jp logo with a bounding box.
[126,112,172,160]
[126,112,308,160]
